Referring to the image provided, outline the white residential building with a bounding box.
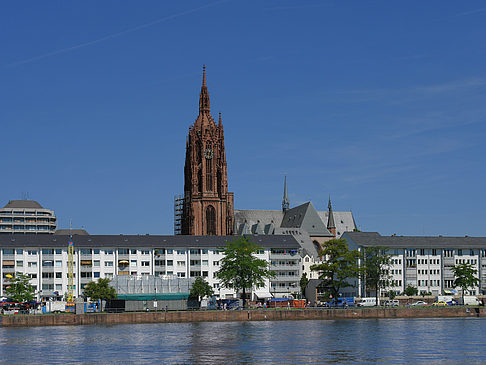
[0,234,301,301]
[344,232,486,297]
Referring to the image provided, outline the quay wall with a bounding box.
[2,307,485,327]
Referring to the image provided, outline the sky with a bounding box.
[1,1,485,236]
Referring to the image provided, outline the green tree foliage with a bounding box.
[4,273,35,302]
[300,273,309,297]
[362,246,393,306]
[404,284,418,296]
[388,290,396,300]
[217,236,275,308]
[311,238,360,302]
[83,278,117,301]
[190,277,214,300]
[452,263,480,304]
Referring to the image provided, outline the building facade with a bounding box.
[181,66,234,236]
[0,234,300,301]
[0,200,57,234]
[344,232,486,297]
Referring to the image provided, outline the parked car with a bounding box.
[432,301,449,306]
[410,301,427,307]
[383,299,400,307]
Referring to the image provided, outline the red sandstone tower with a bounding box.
[181,66,234,235]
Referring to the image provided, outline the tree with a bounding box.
[83,278,117,301]
[190,277,214,300]
[362,246,393,306]
[311,239,360,304]
[300,273,309,298]
[216,236,275,308]
[404,284,418,297]
[4,273,35,302]
[452,263,480,305]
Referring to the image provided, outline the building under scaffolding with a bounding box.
[108,275,197,312]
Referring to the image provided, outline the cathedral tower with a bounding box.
[181,66,234,235]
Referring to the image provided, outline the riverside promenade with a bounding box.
[1,306,485,327]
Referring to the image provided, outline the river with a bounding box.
[0,318,484,364]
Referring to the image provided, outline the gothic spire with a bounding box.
[327,196,336,233]
[282,176,290,212]
[199,65,210,113]
[218,112,222,125]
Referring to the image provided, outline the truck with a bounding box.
[462,296,481,306]
[326,297,355,308]
[436,296,457,305]
[43,301,67,313]
[357,297,376,307]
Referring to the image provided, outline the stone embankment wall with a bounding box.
[1,307,484,327]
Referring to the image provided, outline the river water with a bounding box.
[0,318,484,364]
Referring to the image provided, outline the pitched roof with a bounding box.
[317,211,356,237]
[3,200,44,209]
[281,202,333,237]
[234,209,284,229]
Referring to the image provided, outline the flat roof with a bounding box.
[0,234,301,249]
[343,232,486,249]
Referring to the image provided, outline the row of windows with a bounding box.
[0,211,53,216]
[270,260,298,266]
[418,269,440,275]
[456,259,477,265]
[0,225,53,230]
[4,271,104,279]
[270,249,296,254]
[403,249,481,257]
[153,260,219,267]
[418,280,440,287]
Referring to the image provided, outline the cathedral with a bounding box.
[178,67,356,242]
[180,66,234,235]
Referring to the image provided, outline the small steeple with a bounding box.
[199,65,210,113]
[327,196,336,236]
[218,112,222,126]
[282,176,290,212]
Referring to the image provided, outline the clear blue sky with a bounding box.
[1,1,485,236]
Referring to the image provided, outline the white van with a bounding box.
[463,296,481,306]
[357,297,376,307]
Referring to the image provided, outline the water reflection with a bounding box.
[0,318,485,364]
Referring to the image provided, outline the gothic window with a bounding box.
[206,205,216,235]
[198,169,202,193]
[217,169,222,196]
[206,142,213,191]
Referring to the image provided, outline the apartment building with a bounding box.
[0,200,57,234]
[0,234,301,301]
[344,232,486,297]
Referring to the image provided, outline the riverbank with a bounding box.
[1,306,484,327]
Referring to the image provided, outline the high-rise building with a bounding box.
[0,200,57,234]
[181,66,234,235]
